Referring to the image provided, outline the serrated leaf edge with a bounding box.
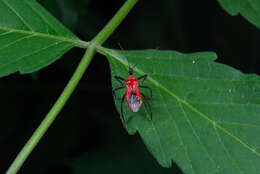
[106,49,260,161]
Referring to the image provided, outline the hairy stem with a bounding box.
[6,0,138,173]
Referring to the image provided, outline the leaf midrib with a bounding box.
[0,26,89,48]
[108,50,260,158]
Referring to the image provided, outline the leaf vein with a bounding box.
[179,102,218,172]
[26,42,72,71]
[0,34,35,50]
[2,0,34,31]
[150,73,243,83]
[0,41,64,69]
[0,31,13,36]
[0,26,86,48]
[158,90,198,173]
[23,0,58,33]
[214,127,244,174]
[150,122,168,165]
[157,90,195,172]
[216,121,260,128]
[188,100,258,106]
[110,52,260,158]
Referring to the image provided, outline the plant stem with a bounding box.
[6,0,138,173]
[6,45,95,174]
[93,0,138,44]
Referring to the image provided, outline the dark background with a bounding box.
[1,0,260,173]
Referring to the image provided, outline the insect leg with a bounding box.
[139,85,152,99]
[114,76,125,86]
[112,86,125,99]
[141,92,152,121]
[120,95,126,124]
[137,74,148,85]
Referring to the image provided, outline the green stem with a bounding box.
[93,0,138,44]
[6,45,96,174]
[6,0,138,173]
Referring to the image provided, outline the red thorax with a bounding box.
[125,75,142,112]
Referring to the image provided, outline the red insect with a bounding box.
[112,65,152,123]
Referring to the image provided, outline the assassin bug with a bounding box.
[112,63,152,123]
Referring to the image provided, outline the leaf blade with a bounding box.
[0,0,81,77]
[106,49,260,174]
[218,0,260,29]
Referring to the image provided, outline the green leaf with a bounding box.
[0,0,81,77]
[106,49,260,174]
[218,0,260,29]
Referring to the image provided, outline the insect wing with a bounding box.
[127,92,142,112]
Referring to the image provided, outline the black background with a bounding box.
[1,0,260,173]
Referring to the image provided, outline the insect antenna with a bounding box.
[117,43,137,75]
